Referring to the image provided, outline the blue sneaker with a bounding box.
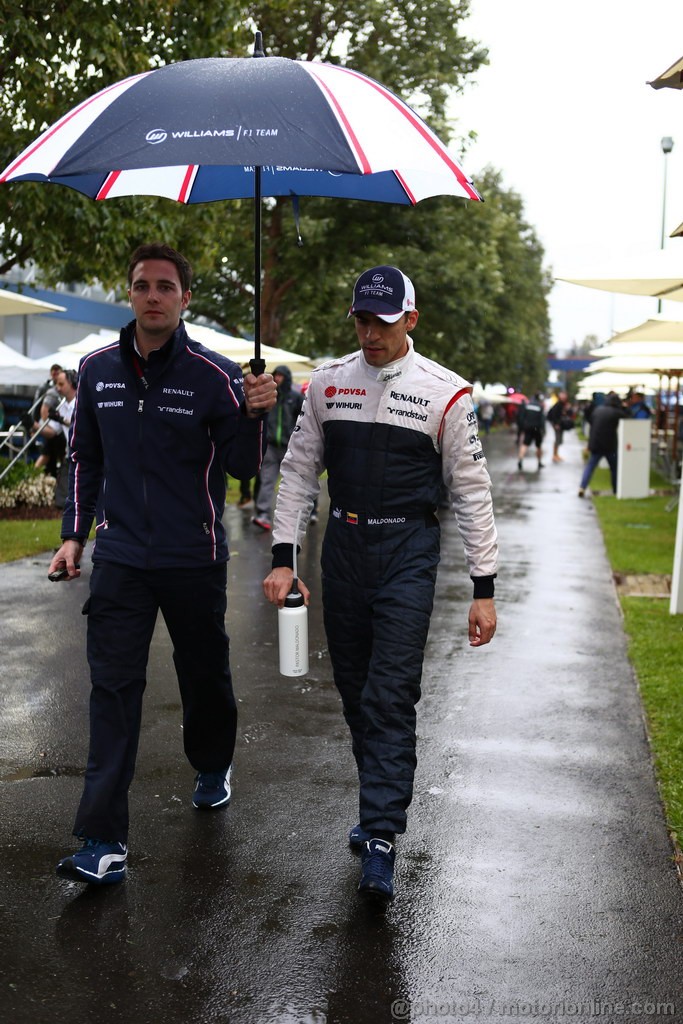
[358,838,395,905]
[192,766,232,810]
[348,823,371,851]
[56,838,127,885]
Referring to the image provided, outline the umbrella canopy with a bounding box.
[501,392,527,405]
[594,316,683,344]
[588,353,683,375]
[0,43,481,372]
[649,55,683,90]
[1,56,479,207]
[589,341,683,360]
[576,372,661,400]
[556,253,683,302]
[0,287,66,316]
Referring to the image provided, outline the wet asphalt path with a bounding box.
[1,428,682,1024]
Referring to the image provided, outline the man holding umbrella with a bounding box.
[263,265,497,906]
[48,243,277,885]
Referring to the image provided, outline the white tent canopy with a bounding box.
[0,340,53,386]
[34,322,315,375]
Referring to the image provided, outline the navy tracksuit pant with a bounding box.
[74,561,236,843]
[321,515,440,836]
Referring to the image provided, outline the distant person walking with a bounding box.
[516,393,545,471]
[578,392,626,496]
[546,390,571,462]
[477,399,494,435]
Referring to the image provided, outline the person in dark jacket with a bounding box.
[47,243,277,885]
[578,392,625,496]
[516,393,546,471]
[251,364,304,531]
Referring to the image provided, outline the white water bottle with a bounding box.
[278,580,309,676]
[277,509,309,676]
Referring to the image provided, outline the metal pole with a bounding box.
[249,31,266,379]
[658,136,674,314]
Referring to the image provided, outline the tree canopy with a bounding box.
[0,1,551,390]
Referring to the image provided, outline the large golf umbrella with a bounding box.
[0,37,482,373]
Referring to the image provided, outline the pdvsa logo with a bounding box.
[325,386,337,398]
[146,129,167,144]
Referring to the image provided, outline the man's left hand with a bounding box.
[244,373,277,417]
[468,598,496,647]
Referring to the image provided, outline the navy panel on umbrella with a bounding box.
[12,166,424,205]
[52,58,359,176]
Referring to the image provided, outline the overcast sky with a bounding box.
[452,0,683,354]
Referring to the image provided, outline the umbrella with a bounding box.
[0,287,66,316]
[587,352,683,375]
[556,253,683,302]
[589,341,683,360]
[576,372,661,399]
[593,316,683,345]
[648,55,683,90]
[0,34,482,374]
[501,392,527,405]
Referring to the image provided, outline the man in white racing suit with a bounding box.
[263,265,497,906]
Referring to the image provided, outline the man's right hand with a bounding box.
[263,566,310,608]
[48,540,84,582]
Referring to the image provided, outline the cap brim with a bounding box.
[348,301,405,324]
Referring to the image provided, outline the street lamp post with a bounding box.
[659,136,674,314]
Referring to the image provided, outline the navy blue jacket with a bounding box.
[61,320,266,568]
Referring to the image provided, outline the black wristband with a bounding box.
[472,574,496,599]
[272,542,296,569]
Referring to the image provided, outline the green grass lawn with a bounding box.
[593,491,677,575]
[592,481,683,845]
[0,517,62,563]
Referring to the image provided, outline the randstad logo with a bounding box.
[146,129,167,144]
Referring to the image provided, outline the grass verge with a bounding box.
[592,481,683,847]
[0,517,62,564]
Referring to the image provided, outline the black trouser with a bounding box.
[322,516,440,835]
[74,561,236,843]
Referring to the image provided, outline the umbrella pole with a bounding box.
[249,165,266,378]
[249,31,266,379]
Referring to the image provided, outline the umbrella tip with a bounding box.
[253,31,265,57]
